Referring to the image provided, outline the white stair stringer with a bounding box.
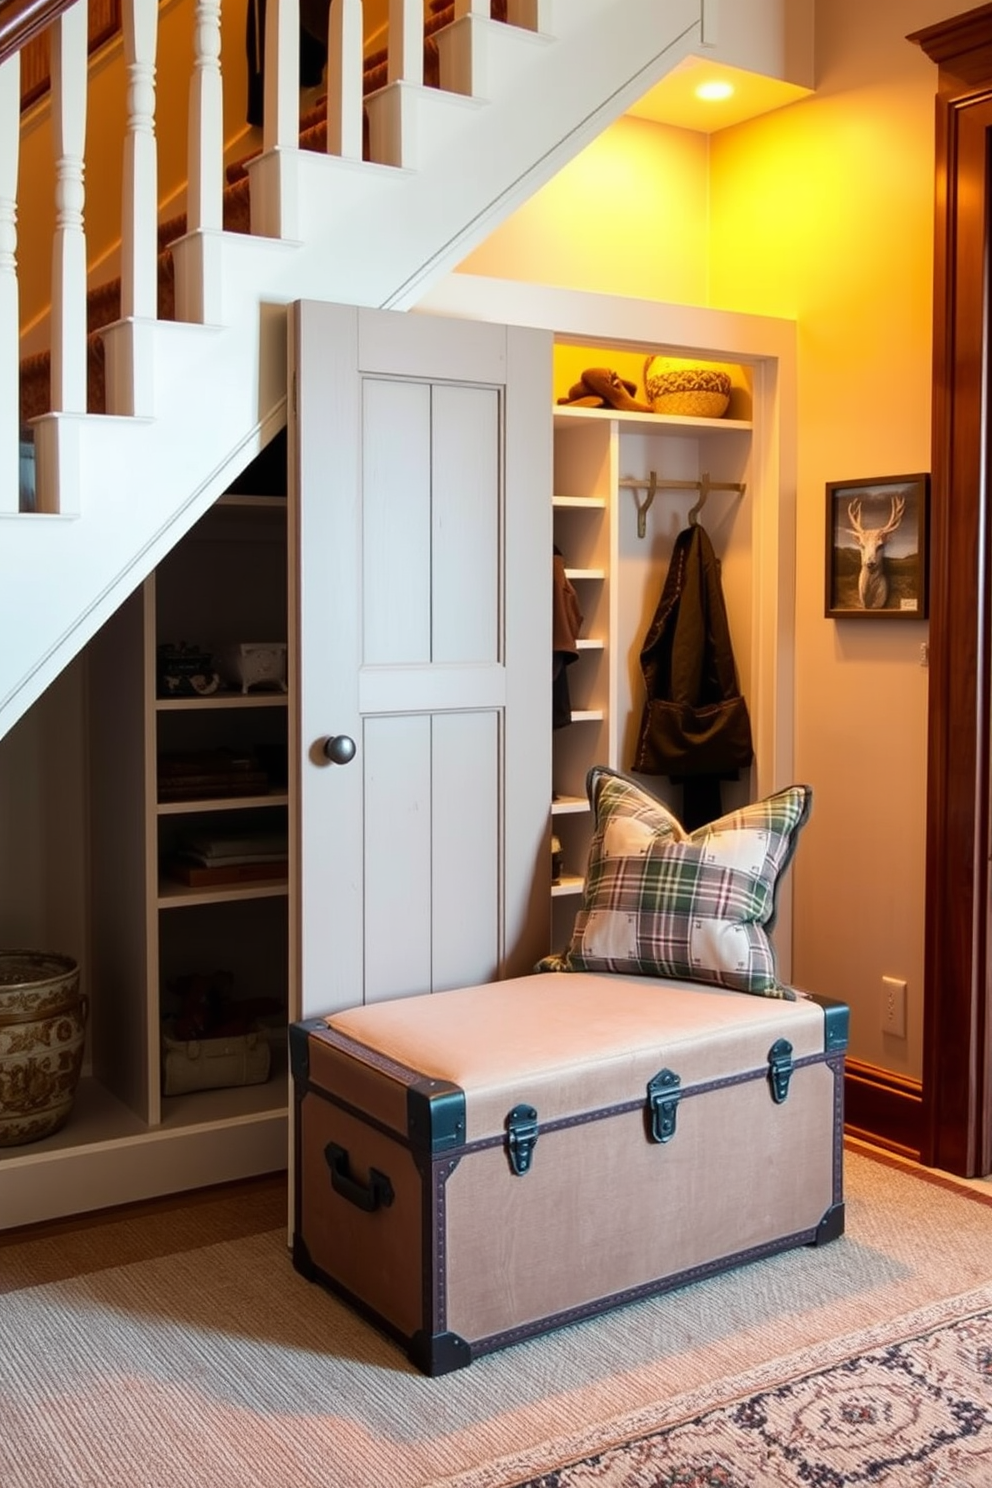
[1,0,709,743]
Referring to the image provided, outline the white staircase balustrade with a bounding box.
[264,0,302,151]
[188,0,224,234]
[327,0,364,161]
[121,0,159,322]
[0,0,808,745]
[390,0,423,84]
[50,0,88,416]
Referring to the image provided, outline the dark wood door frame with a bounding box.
[909,5,992,1176]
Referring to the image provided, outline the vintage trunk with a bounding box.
[290,972,848,1375]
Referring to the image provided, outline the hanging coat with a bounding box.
[552,548,584,730]
[632,522,753,829]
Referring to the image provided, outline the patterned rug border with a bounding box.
[438,1264,992,1486]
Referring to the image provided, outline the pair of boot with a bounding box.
[556,367,652,412]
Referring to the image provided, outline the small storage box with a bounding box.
[220,642,287,694]
[162,1023,271,1096]
[291,972,847,1375]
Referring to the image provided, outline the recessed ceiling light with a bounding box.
[695,80,735,102]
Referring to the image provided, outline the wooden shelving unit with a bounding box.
[0,492,292,1228]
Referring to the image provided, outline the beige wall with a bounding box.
[463,0,964,1080]
[709,0,960,1078]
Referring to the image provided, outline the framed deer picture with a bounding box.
[825,473,930,619]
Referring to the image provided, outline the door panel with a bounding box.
[431,709,500,993]
[290,301,552,1018]
[363,713,433,1002]
[362,378,432,667]
[431,382,500,665]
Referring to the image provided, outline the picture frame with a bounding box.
[825,473,930,619]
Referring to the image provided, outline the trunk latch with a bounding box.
[768,1039,794,1104]
[505,1103,539,1175]
[647,1068,682,1143]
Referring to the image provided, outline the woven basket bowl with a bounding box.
[0,950,87,1146]
[644,359,732,419]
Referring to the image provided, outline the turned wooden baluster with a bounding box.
[388,0,423,86]
[327,0,363,160]
[121,0,159,320]
[50,0,88,414]
[0,51,18,512]
[188,0,223,232]
[263,0,300,152]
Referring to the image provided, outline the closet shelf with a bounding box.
[569,709,605,723]
[553,495,607,509]
[564,568,605,582]
[156,693,289,712]
[552,795,590,816]
[552,875,585,898]
[157,877,289,909]
[157,793,290,816]
[554,405,752,435]
[575,638,604,651]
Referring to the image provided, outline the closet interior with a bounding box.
[549,343,756,954]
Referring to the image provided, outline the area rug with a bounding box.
[1,1147,992,1487]
[510,1287,992,1485]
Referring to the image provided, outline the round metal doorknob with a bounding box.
[322,734,357,765]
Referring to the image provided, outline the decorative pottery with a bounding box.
[0,951,87,1146]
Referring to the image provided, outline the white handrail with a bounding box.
[0,51,19,514]
[50,0,87,412]
[121,0,158,320]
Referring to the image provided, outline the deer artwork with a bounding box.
[845,494,907,609]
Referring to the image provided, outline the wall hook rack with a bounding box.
[619,471,747,539]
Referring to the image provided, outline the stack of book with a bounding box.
[170,827,289,886]
[158,748,270,802]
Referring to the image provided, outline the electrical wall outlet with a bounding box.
[882,975,907,1038]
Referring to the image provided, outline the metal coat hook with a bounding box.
[688,472,747,527]
[623,469,657,538]
[620,471,747,539]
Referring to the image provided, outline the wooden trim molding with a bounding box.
[908,9,992,1177]
[844,1059,923,1163]
[909,3,992,81]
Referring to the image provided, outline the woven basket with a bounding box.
[643,357,732,418]
[0,951,86,1146]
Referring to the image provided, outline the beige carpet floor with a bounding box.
[1,1147,991,1486]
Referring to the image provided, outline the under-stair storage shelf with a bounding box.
[0,489,291,1228]
[549,388,754,955]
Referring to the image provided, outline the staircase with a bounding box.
[1,0,710,742]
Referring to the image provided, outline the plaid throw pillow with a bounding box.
[561,768,812,998]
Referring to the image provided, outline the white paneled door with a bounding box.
[290,301,552,1018]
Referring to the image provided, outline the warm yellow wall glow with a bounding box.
[706,0,960,1079]
[465,0,963,1082]
[458,115,710,307]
